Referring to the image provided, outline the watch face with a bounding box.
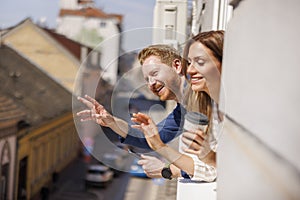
[161,167,172,180]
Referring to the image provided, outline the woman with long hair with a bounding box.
[132,30,224,181]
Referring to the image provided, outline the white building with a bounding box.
[190,0,232,34]
[219,0,300,199]
[152,0,188,49]
[57,0,122,84]
[140,0,300,199]
[184,0,300,199]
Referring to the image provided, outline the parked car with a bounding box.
[85,164,114,187]
[129,158,148,178]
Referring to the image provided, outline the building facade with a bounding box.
[1,19,81,94]
[0,95,25,200]
[180,0,300,199]
[190,0,232,35]
[1,17,114,199]
[218,0,300,199]
[152,0,188,49]
[0,43,79,200]
[57,0,123,84]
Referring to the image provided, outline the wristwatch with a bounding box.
[161,165,172,180]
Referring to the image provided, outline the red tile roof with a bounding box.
[43,28,92,60]
[59,8,123,22]
[78,0,94,4]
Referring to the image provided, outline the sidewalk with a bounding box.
[124,176,177,200]
[154,178,177,200]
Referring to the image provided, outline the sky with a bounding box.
[0,0,156,51]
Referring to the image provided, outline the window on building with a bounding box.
[164,6,177,40]
[165,25,175,40]
[100,21,106,28]
[0,176,7,200]
[1,142,10,200]
[198,25,202,33]
[17,157,28,200]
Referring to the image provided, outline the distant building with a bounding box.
[57,0,123,84]
[152,0,188,49]
[0,18,110,98]
[190,0,232,35]
[117,52,138,77]
[0,94,26,200]
[1,17,116,198]
[0,44,79,200]
[1,18,82,94]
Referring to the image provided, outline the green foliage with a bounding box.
[76,28,103,48]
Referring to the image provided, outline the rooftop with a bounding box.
[59,7,123,22]
[0,94,26,134]
[43,27,92,60]
[0,44,72,126]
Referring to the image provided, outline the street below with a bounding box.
[49,157,129,200]
[48,157,176,200]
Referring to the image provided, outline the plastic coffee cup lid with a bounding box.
[184,112,208,125]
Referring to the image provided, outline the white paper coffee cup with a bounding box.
[183,112,208,133]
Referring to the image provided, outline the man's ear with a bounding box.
[172,59,183,75]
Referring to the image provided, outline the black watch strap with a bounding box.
[161,167,172,180]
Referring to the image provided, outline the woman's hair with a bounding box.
[138,44,182,67]
[182,30,224,131]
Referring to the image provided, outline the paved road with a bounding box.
[47,157,177,200]
[49,157,130,200]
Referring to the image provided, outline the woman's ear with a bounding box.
[172,59,183,75]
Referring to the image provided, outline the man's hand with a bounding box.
[131,112,165,151]
[76,95,114,126]
[137,155,165,178]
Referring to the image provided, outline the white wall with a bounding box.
[191,0,231,34]
[60,0,78,9]
[152,0,188,48]
[219,0,300,199]
[57,15,120,84]
[93,18,120,84]
[56,16,84,39]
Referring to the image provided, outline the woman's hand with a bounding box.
[181,129,211,159]
[131,112,165,151]
[76,95,114,126]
